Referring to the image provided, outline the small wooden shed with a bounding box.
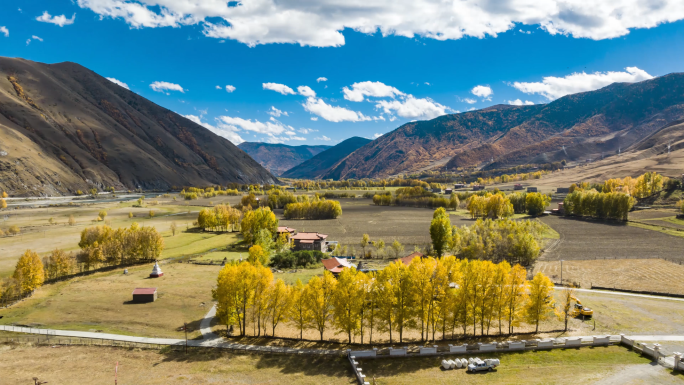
[132,288,157,303]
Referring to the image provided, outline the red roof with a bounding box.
[291,232,328,240]
[277,226,296,233]
[399,252,425,266]
[132,288,157,295]
[321,257,353,273]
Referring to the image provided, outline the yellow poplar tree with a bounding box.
[332,268,366,343]
[288,279,311,340]
[409,257,437,341]
[13,250,45,293]
[506,264,528,334]
[213,262,256,336]
[524,272,556,333]
[247,245,268,266]
[251,265,274,336]
[430,207,452,258]
[0,199,6,209]
[303,271,337,341]
[268,279,291,336]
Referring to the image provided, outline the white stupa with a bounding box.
[150,261,164,278]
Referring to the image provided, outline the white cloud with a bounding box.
[373,133,383,139]
[36,11,75,27]
[263,82,295,95]
[303,97,371,122]
[217,115,293,136]
[76,0,684,47]
[343,81,404,102]
[471,85,493,100]
[150,81,184,93]
[267,106,288,117]
[0,27,8,37]
[507,99,535,106]
[376,95,450,120]
[215,85,222,90]
[317,77,328,83]
[463,98,476,104]
[298,128,317,134]
[311,117,318,121]
[519,29,531,34]
[225,85,236,93]
[106,77,129,90]
[297,86,316,97]
[315,136,332,141]
[26,36,43,45]
[184,114,244,144]
[511,67,653,100]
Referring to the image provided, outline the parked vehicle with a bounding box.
[467,358,499,372]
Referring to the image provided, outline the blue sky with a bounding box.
[2,1,684,146]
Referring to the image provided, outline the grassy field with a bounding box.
[0,344,355,385]
[0,263,219,339]
[360,345,678,385]
[534,258,684,295]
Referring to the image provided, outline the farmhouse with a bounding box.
[291,232,329,252]
[321,257,354,276]
[276,226,296,240]
[445,188,453,194]
[132,288,157,303]
[527,187,538,192]
[454,183,466,189]
[398,251,427,266]
[514,184,524,190]
[557,187,570,193]
[473,185,485,191]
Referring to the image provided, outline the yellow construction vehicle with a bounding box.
[570,296,593,318]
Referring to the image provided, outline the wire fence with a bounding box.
[0,334,183,351]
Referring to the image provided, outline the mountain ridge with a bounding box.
[281,136,371,179]
[237,142,331,176]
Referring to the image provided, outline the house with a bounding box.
[276,226,296,240]
[445,188,453,195]
[432,188,442,193]
[132,288,157,303]
[291,232,329,252]
[527,187,538,192]
[398,251,427,266]
[514,184,524,190]
[321,257,354,276]
[472,185,485,191]
[454,183,466,189]
[556,187,570,194]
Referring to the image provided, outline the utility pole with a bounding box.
[185,322,188,354]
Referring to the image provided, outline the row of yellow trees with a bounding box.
[214,257,556,343]
[197,204,242,231]
[283,198,343,219]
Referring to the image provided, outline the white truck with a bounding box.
[467,358,499,372]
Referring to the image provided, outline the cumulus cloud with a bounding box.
[471,85,493,100]
[106,77,129,90]
[343,81,404,102]
[315,136,332,141]
[224,85,236,93]
[0,27,8,37]
[263,82,296,95]
[511,67,653,100]
[297,86,316,97]
[267,106,288,117]
[317,77,328,82]
[303,97,371,122]
[217,116,291,136]
[507,99,535,106]
[75,0,684,47]
[150,81,184,93]
[36,11,75,27]
[376,95,451,120]
[184,114,244,144]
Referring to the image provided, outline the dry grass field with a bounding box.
[0,263,219,339]
[534,259,684,295]
[0,344,355,385]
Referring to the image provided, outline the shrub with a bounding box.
[269,250,326,269]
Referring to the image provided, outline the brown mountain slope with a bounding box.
[323,73,684,180]
[237,142,331,176]
[322,105,543,179]
[281,136,371,179]
[0,57,275,196]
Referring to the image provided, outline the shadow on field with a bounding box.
[157,348,352,379]
[552,215,629,226]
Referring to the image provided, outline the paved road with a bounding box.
[553,287,684,302]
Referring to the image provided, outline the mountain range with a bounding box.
[0,57,275,196]
[281,137,371,179]
[237,142,331,176]
[321,73,684,179]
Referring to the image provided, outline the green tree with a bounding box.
[430,208,452,257]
